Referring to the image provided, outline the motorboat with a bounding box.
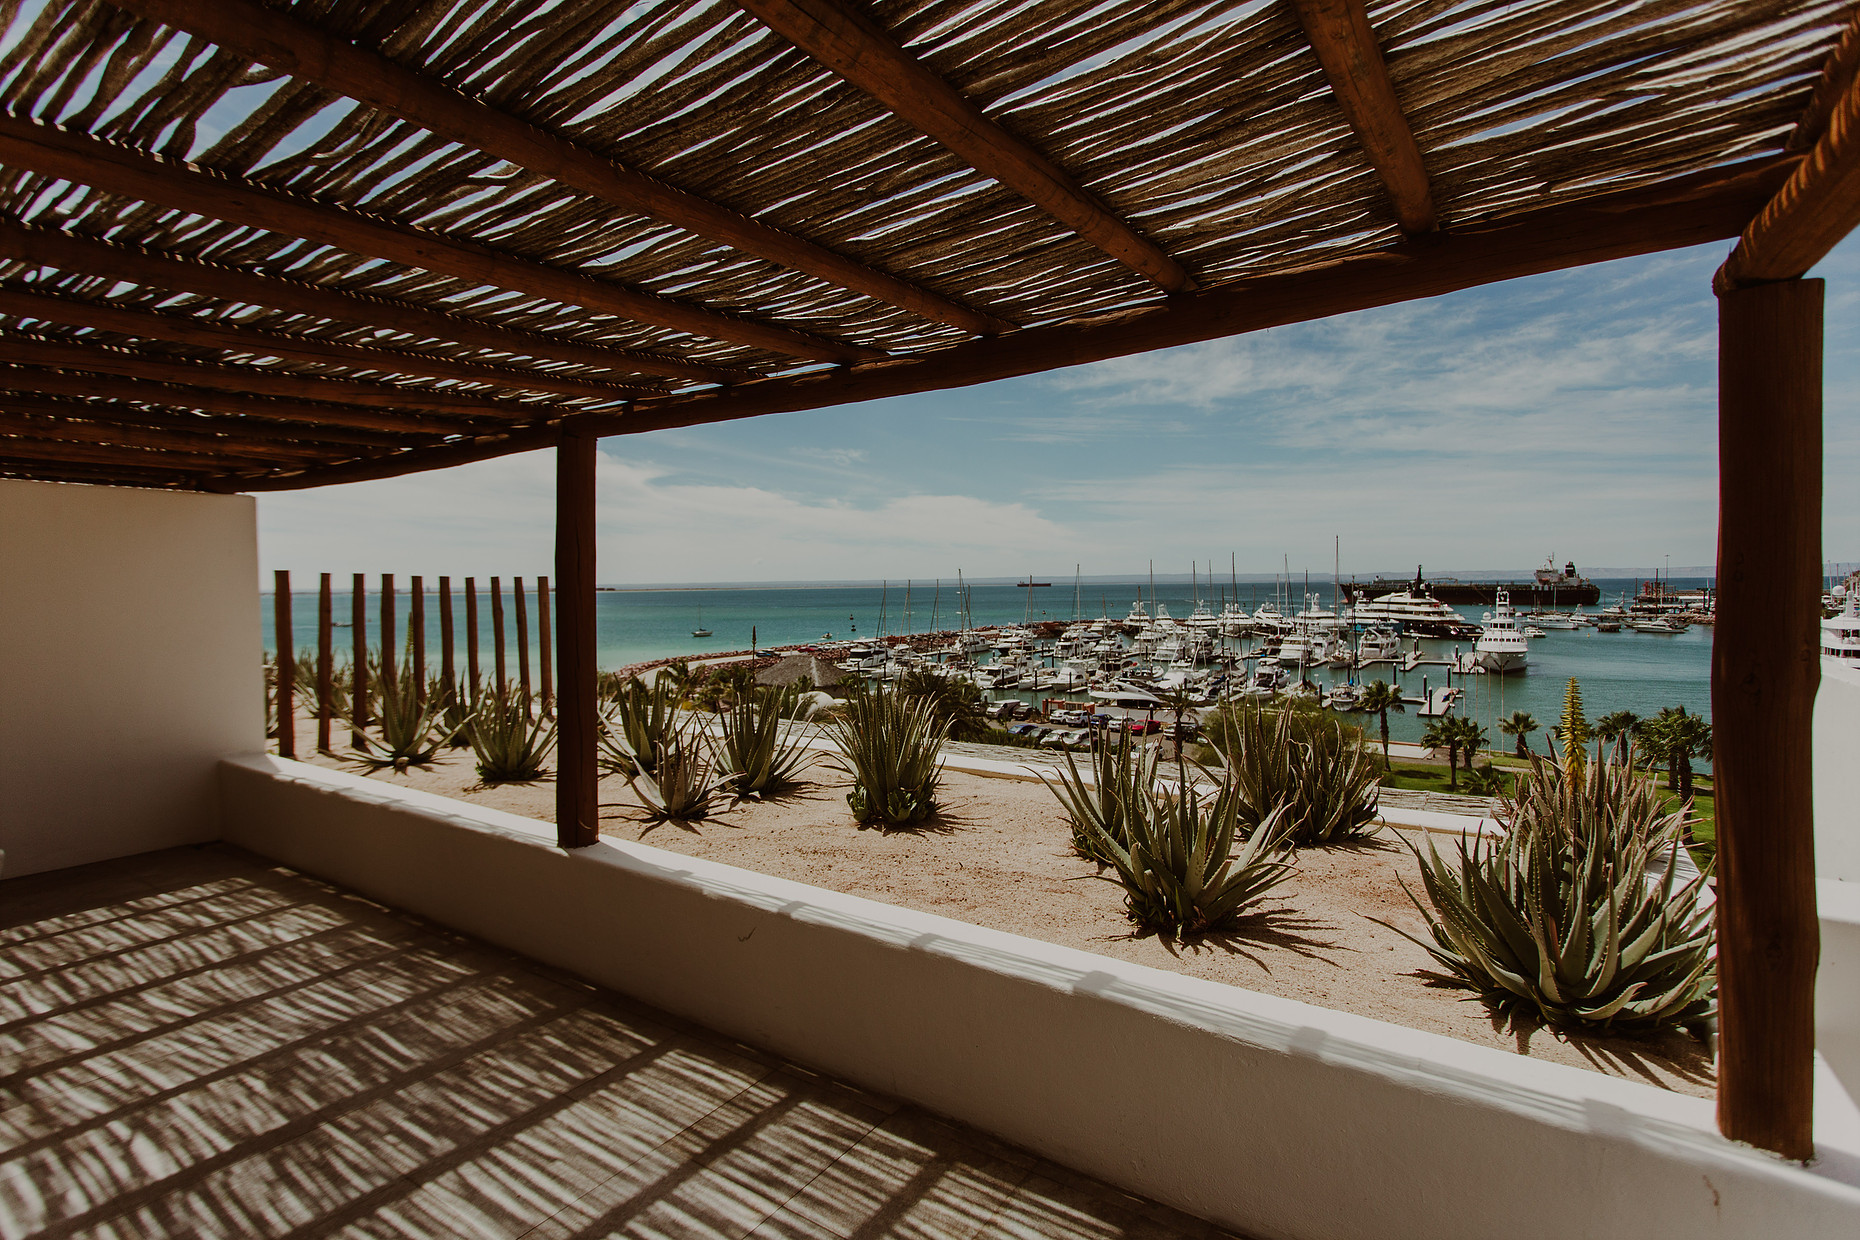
[1473,587,1529,674]
[1327,683,1362,711]
[1347,588,1481,639]
[1824,591,1860,665]
[1357,625,1401,662]
[1522,625,1548,639]
[1627,617,1686,634]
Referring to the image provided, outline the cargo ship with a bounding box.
[1346,559,1601,607]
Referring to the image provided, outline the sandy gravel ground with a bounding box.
[283,704,1715,1097]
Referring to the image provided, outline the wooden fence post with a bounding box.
[538,575,554,717]
[439,576,455,690]
[381,573,396,691]
[491,576,507,690]
[411,575,426,705]
[556,427,598,848]
[465,577,481,689]
[515,575,532,716]
[1715,277,1822,1160]
[317,572,333,752]
[351,572,368,739]
[273,570,294,759]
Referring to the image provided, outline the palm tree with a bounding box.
[1595,710,1640,762]
[1644,705,1712,800]
[1454,717,1489,779]
[1421,718,1461,790]
[1498,710,1538,758]
[1358,680,1403,769]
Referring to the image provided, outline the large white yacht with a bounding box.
[1824,592,1860,665]
[1473,588,1529,674]
[1348,588,1481,639]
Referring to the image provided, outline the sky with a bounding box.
[255,233,1860,587]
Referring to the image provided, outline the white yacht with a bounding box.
[1473,588,1529,674]
[1357,625,1401,662]
[1824,592,1860,665]
[1348,589,1481,639]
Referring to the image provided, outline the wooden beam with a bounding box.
[1788,8,1860,152]
[108,0,1012,338]
[317,573,334,753]
[0,362,481,436]
[0,287,659,401]
[0,432,238,472]
[0,219,733,384]
[555,424,599,848]
[735,0,1194,293]
[217,156,1793,492]
[0,113,879,364]
[352,572,368,739]
[0,458,201,486]
[0,391,412,449]
[2,333,576,420]
[0,409,324,461]
[1290,0,1437,234]
[1720,22,1860,287]
[1714,277,1822,1161]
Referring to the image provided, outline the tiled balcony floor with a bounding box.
[0,846,1238,1240]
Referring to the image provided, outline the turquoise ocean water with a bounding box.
[264,576,1714,748]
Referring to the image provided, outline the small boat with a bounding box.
[1523,625,1547,638]
[1595,620,1621,632]
[1327,683,1362,711]
[692,607,712,639]
[1627,616,1685,634]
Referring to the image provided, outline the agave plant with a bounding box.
[1085,761,1298,937]
[1218,706,1380,846]
[355,663,461,771]
[1039,729,1158,864]
[602,675,680,777]
[1384,747,1716,1033]
[465,687,557,783]
[437,675,477,748]
[714,685,814,799]
[826,684,949,827]
[628,725,730,825]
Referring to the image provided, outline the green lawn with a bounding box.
[1378,764,1518,797]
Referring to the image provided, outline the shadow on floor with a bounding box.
[0,845,1242,1240]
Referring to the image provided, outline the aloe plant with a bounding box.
[715,686,814,798]
[1217,706,1380,846]
[465,687,557,783]
[826,684,948,827]
[628,725,730,824]
[1039,729,1158,864]
[1384,747,1715,1033]
[603,675,679,777]
[355,663,461,770]
[1085,763,1298,937]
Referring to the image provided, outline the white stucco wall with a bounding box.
[0,479,262,877]
[1817,658,1860,883]
[222,756,1860,1240]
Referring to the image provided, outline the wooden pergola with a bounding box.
[2,0,1855,1161]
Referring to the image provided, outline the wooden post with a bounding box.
[411,575,426,705]
[515,575,532,716]
[439,575,455,691]
[381,573,397,691]
[491,575,507,690]
[1715,277,1822,1161]
[556,426,599,848]
[351,572,368,739]
[538,575,554,717]
[465,576,481,689]
[316,572,333,752]
[273,570,294,759]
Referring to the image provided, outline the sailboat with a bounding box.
[692,603,712,638]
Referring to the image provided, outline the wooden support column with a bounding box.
[411,575,426,705]
[465,577,481,688]
[491,577,507,690]
[439,576,456,689]
[515,575,533,716]
[351,573,368,739]
[316,573,333,753]
[556,426,599,848]
[381,574,397,690]
[538,576,554,718]
[1715,277,1823,1161]
[273,571,294,759]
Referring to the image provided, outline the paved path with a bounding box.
[0,847,1238,1240]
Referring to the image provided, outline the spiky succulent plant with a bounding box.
[1385,747,1715,1033]
[627,724,729,825]
[601,674,679,777]
[1085,764,1298,937]
[1039,729,1158,865]
[1217,706,1380,846]
[714,686,814,799]
[464,687,556,783]
[826,684,948,827]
